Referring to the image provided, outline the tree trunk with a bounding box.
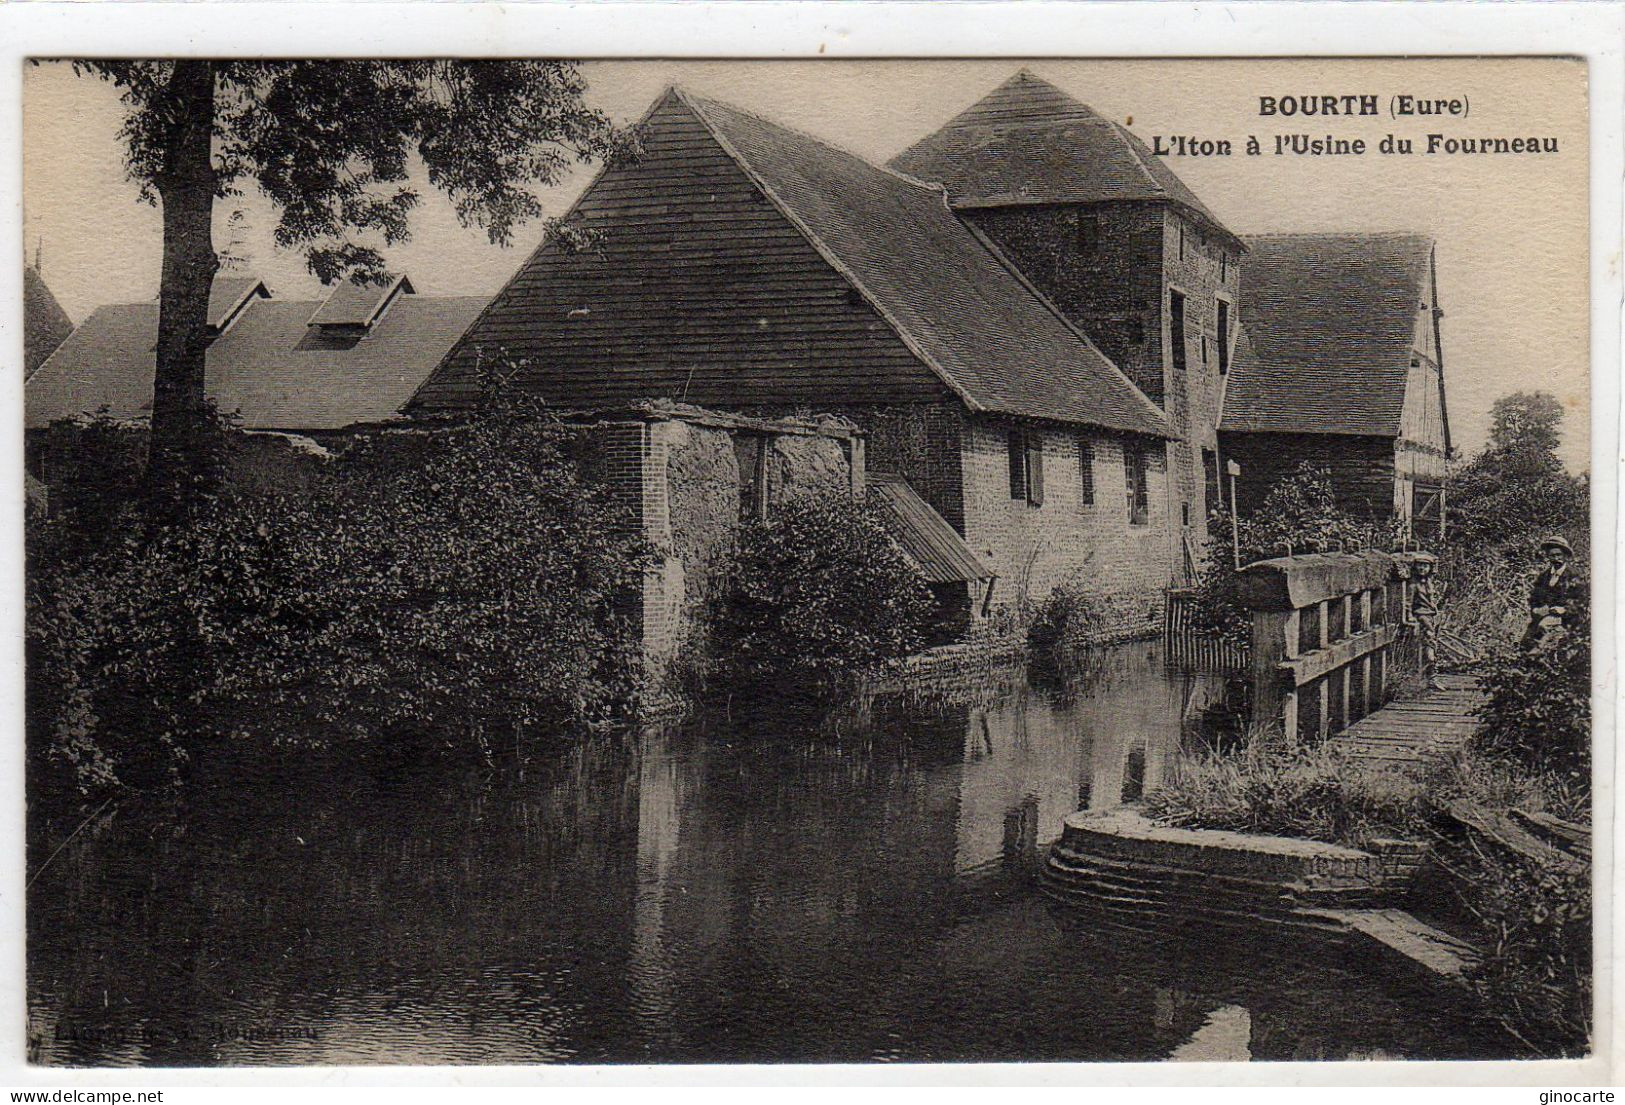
[146,60,219,518]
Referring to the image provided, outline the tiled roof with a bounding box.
[27,290,486,431]
[890,70,1237,244]
[1222,233,1435,437]
[870,472,993,583]
[24,265,74,378]
[684,91,1170,437]
[207,276,270,329]
[307,274,415,327]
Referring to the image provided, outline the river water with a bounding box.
[27,642,1507,1065]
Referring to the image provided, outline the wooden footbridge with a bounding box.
[1235,551,1486,763]
[1333,673,1485,767]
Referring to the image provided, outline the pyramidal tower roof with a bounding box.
[890,70,1238,244]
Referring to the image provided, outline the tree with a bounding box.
[1487,390,1565,470]
[67,60,630,515]
[1449,391,1585,553]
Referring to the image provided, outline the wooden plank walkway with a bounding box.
[1333,673,1484,767]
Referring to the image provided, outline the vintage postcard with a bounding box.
[5,9,1617,1089]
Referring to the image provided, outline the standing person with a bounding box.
[1521,535,1579,650]
[1408,553,1445,690]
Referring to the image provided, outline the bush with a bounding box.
[713,491,934,691]
[1188,463,1398,647]
[1026,580,1100,672]
[27,408,651,800]
[1475,605,1591,784]
[1430,827,1592,1056]
[1143,735,1428,848]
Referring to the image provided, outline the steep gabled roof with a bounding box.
[1222,233,1437,438]
[414,88,1167,437]
[24,265,73,378]
[890,70,1238,246]
[684,91,1170,437]
[27,287,487,431]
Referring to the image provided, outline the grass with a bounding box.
[1143,733,1592,1057]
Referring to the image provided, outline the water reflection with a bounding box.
[28,642,1503,1065]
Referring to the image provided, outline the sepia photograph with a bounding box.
[13,46,1604,1073]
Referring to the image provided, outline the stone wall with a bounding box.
[957,416,1173,640]
[572,407,862,700]
[964,202,1167,405]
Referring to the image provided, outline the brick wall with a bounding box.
[957,415,1173,640]
[965,203,1239,577]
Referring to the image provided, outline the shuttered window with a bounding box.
[1124,445,1150,526]
[1217,298,1231,375]
[1077,436,1095,508]
[1007,428,1044,506]
[1007,430,1026,500]
[1170,291,1187,377]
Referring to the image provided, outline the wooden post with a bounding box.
[1251,608,1300,743]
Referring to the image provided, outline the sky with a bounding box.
[22,58,1591,469]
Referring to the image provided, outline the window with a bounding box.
[1178,226,1186,261]
[1220,251,1227,282]
[1076,213,1101,255]
[1201,336,1209,365]
[1217,298,1231,375]
[1007,428,1044,506]
[1182,502,1191,527]
[1169,290,1187,376]
[1202,448,1220,518]
[1077,436,1095,507]
[1124,445,1150,526]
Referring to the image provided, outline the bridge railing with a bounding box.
[1237,550,1427,742]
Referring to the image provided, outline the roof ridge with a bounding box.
[677,88,986,415]
[677,88,944,194]
[1108,120,1173,199]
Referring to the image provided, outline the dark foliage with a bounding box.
[28,407,650,803]
[1475,602,1591,783]
[713,492,935,693]
[1027,582,1101,675]
[1188,463,1398,644]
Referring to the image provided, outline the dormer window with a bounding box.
[308,273,414,330]
[205,275,270,336]
[301,275,414,350]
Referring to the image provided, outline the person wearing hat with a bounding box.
[1521,535,1579,650]
[1408,553,1446,690]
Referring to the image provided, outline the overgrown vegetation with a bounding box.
[1026,580,1102,675]
[1144,733,1427,847]
[712,492,935,694]
[1187,462,1398,646]
[1445,392,1589,654]
[28,405,649,806]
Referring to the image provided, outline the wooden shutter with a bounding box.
[1007,429,1026,499]
[1124,446,1138,518]
[1026,432,1045,506]
[1078,436,1095,507]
